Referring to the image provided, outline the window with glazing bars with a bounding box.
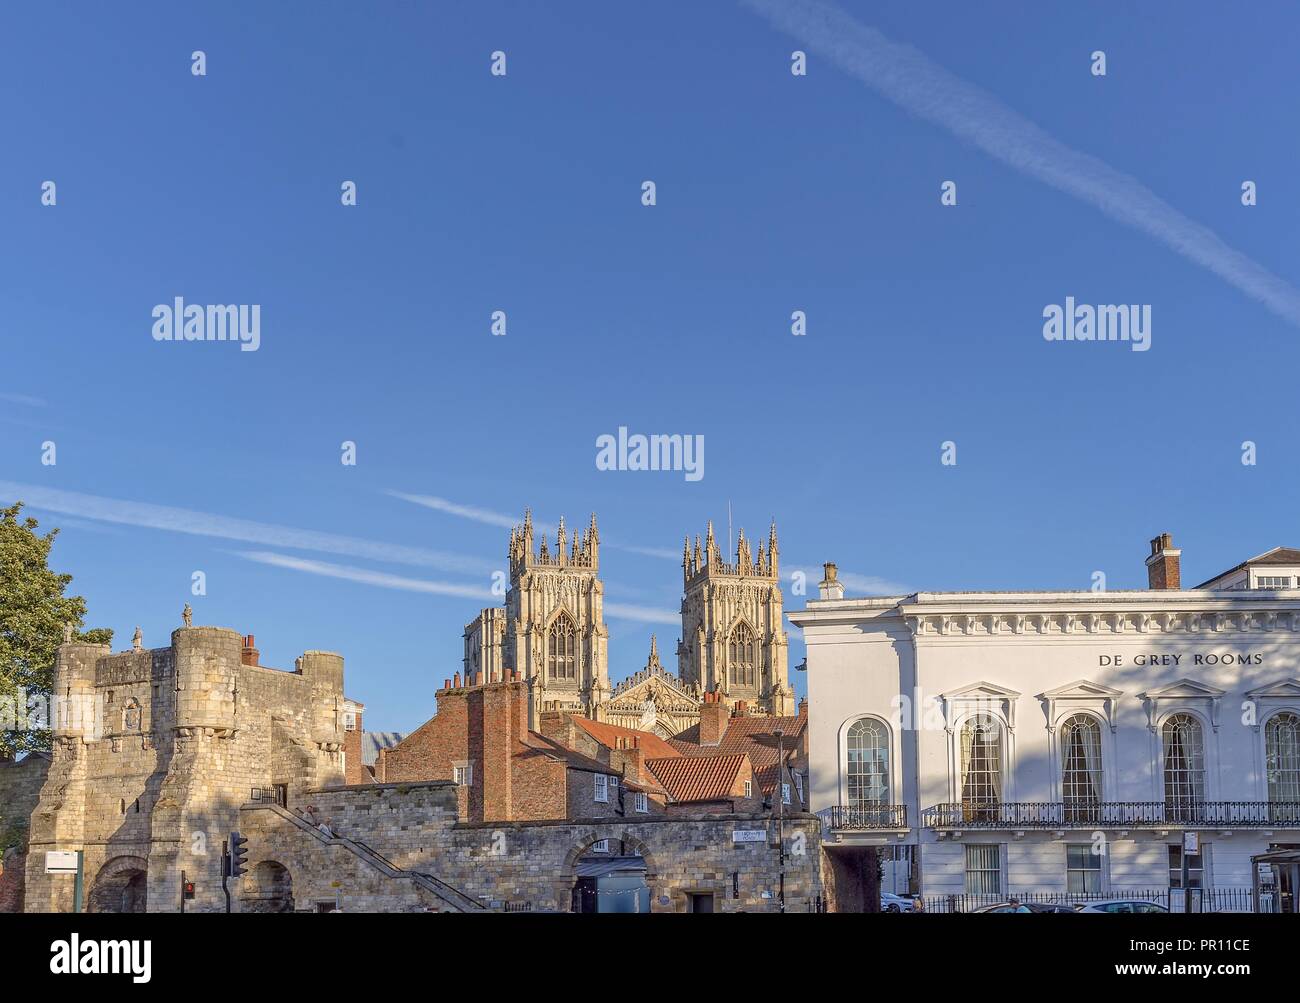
[964,844,1002,895]
[1162,714,1205,821]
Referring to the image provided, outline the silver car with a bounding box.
[1076,899,1168,914]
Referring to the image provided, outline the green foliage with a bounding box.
[1,502,111,757]
[1,816,28,853]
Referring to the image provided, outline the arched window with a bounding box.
[547,614,576,680]
[1265,712,1300,820]
[846,719,890,824]
[1162,713,1205,822]
[729,623,756,688]
[1060,714,1102,822]
[960,714,1003,822]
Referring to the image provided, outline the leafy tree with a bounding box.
[1,502,111,757]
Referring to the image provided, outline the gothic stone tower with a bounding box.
[466,511,611,729]
[678,520,793,716]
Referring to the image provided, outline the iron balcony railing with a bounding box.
[922,800,1300,829]
[828,804,909,830]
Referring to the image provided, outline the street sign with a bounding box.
[45,851,79,874]
[1183,831,1199,853]
[732,830,766,843]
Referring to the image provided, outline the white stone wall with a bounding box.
[792,591,1300,895]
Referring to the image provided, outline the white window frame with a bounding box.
[1065,843,1104,894]
[635,792,649,813]
[453,763,473,787]
[744,779,753,798]
[964,843,1004,895]
[781,783,792,805]
[594,774,609,803]
[590,838,610,853]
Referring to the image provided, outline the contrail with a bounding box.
[0,482,495,576]
[240,550,679,623]
[388,490,680,560]
[742,0,1300,327]
[237,551,495,600]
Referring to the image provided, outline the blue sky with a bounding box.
[3,1,1299,733]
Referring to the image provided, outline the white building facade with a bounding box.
[788,539,1300,909]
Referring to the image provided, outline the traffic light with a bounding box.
[183,880,195,900]
[228,832,249,878]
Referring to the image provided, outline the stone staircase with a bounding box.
[242,802,486,912]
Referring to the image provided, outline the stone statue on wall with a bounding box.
[63,623,73,644]
[133,626,143,652]
[182,603,193,628]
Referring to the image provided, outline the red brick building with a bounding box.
[375,667,810,825]
[376,670,665,822]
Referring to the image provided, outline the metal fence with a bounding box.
[922,800,1300,829]
[920,887,1255,914]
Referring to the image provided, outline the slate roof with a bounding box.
[360,731,405,766]
[1196,546,1300,587]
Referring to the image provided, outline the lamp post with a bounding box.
[753,728,789,913]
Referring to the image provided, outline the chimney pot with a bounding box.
[819,562,845,600]
[454,671,461,688]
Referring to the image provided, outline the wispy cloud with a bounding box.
[0,482,495,576]
[236,551,494,599]
[388,490,680,560]
[604,602,680,625]
[387,491,529,530]
[238,550,677,622]
[788,565,910,597]
[743,0,1300,328]
[0,392,46,407]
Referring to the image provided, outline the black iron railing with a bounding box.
[828,804,908,829]
[922,800,1300,829]
[921,887,1255,914]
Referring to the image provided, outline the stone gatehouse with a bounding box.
[23,625,354,914]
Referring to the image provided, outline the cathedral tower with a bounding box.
[677,520,793,716]
[465,511,610,729]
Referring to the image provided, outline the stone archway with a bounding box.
[87,855,149,914]
[240,860,295,913]
[562,832,659,913]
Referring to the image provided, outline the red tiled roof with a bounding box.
[569,717,681,760]
[645,753,749,803]
[670,714,807,799]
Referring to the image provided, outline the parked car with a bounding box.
[1076,899,1169,914]
[972,900,1075,913]
[881,892,919,913]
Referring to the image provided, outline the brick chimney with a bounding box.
[1146,533,1181,590]
[240,634,260,666]
[699,691,730,746]
[477,674,529,822]
[612,736,646,784]
[538,710,577,749]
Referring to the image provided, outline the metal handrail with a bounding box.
[828,804,909,829]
